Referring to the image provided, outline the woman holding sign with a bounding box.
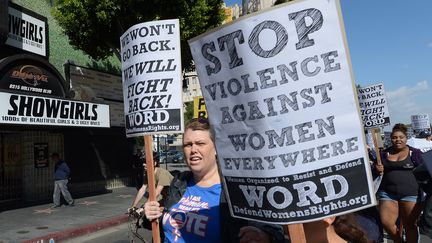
[375,123,423,243]
[143,118,284,242]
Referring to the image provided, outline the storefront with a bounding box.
[0,3,134,203]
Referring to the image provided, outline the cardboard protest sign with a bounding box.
[357,83,390,128]
[193,96,208,118]
[411,114,430,132]
[120,19,183,137]
[189,0,375,224]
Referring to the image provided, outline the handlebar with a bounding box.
[128,207,144,218]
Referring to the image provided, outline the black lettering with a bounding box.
[19,96,33,116]
[217,30,244,69]
[202,42,221,76]
[7,95,19,115]
[60,101,69,119]
[32,98,44,117]
[248,21,288,58]
[289,8,323,50]
[84,103,91,120]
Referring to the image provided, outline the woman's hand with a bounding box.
[143,201,162,220]
[375,163,384,174]
[239,226,271,243]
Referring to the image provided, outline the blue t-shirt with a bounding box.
[162,180,221,243]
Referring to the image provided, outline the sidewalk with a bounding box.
[0,186,137,243]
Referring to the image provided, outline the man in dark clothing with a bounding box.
[51,153,74,208]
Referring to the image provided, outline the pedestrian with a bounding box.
[143,118,284,242]
[130,152,173,209]
[51,152,74,208]
[303,213,371,243]
[375,123,423,243]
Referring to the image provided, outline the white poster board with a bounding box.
[189,0,375,224]
[411,114,430,132]
[0,92,110,127]
[357,83,390,128]
[120,19,183,137]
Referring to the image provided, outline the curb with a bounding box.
[20,214,129,243]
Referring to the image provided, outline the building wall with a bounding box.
[224,7,233,23]
[242,0,276,15]
[1,132,22,201]
[1,127,135,202]
[0,1,135,204]
[21,131,63,201]
[230,4,241,20]
[10,0,120,77]
[182,70,202,104]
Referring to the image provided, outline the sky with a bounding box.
[224,0,432,130]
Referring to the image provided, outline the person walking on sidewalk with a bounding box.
[51,152,74,208]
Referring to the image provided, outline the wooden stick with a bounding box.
[371,128,382,166]
[144,135,160,243]
[286,224,307,243]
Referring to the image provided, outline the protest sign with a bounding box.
[357,83,390,128]
[120,19,183,137]
[193,96,208,118]
[411,114,430,132]
[189,0,375,224]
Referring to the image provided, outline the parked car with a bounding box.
[171,151,184,163]
[161,150,184,163]
[158,151,167,163]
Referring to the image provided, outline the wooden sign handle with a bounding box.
[371,129,383,166]
[144,135,160,243]
[286,224,307,243]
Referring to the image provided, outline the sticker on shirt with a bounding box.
[163,196,211,241]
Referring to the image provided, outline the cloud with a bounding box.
[386,80,430,126]
[387,80,428,98]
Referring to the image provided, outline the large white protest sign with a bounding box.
[411,114,430,132]
[0,91,110,127]
[189,0,375,224]
[120,19,183,137]
[357,83,390,128]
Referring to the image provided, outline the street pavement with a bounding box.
[0,186,137,243]
[0,163,189,243]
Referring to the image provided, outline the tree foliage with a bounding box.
[184,101,194,124]
[52,0,225,71]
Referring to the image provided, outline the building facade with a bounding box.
[0,1,135,204]
[242,0,276,15]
